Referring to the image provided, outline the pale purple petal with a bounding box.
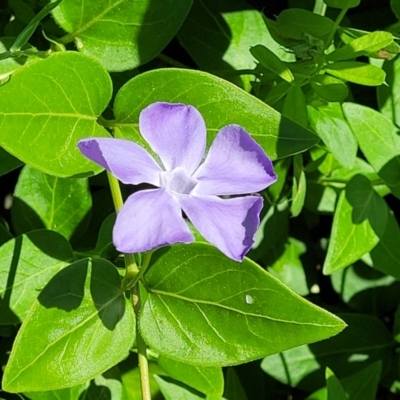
[139,102,206,174]
[178,195,263,261]
[192,125,277,196]
[78,138,162,186]
[113,189,194,253]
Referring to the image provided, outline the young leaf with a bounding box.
[323,174,388,275]
[0,52,112,177]
[343,102,400,198]
[113,68,319,160]
[0,230,74,325]
[2,258,135,392]
[250,45,294,83]
[307,103,357,169]
[140,243,346,367]
[52,0,192,71]
[326,368,348,400]
[11,165,91,239]
[323,0,360,8]
[310,75,349,102]
[324,62,386,86]
[327,31,393,62]
[158,356,224,398]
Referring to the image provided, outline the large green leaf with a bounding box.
[113,69,318,160]
[343,102,400,198]
[324,62,385,86]
[2,258,135,392]
[25,384,88,400]
[323,174,388,275]
[52,0,192,71]
[308,103,357,169]
[140,244,345,367]
[0,52,112,177]
[11,165,91,239]
[0,230,74,325]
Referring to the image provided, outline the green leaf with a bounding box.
[0,230,74,325]
[52,0,192,71]
[269,238,309,296]
[323,0,360,8]
[395,306,400,342]
[2,258,135,392]
[224,368,248,400]
[324,62,386,86]
[82,375,129,400]
[282,86,308,127]
[274,9,335,45]
[0,146,22,176]
[250,45,294,83]
[261,313,392,392]
[11,165,91,239]
[177,1,285,90]
[327,31,393,62]
[343,102,400,198]
[291,154,306,217]
[326,368,348,400]
[392,0,400,20]
[307,103,357,169]
[154,375,206,400]
[113,69,318,160]
[0,219,13,246]
[158,356,224,397]
[0,52,112,177]
[140,243,345,367]
[310,75,349,102]
[323,174,388,275]
[24,384,88,400]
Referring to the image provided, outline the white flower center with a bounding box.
[159,167,198,195]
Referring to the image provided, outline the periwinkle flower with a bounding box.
[78,102,277,261]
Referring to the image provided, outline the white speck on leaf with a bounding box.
[245,294,253,304]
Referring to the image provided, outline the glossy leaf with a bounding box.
[2,258,135,392]
[0,146,22,176]
[140,243,345,367]
[11,165,91,239]
[326,368,347,400]
[0,230,74,325]
[310,75,349,102]
[343,102,400,198]
[323,175,388,275]
[0,52,112,177]
[154,375,206,400]
[308,103,357,169]
[52,0,192,71]
[251,45,294,83]
[327,31,393,62]
[113,69,318,160]
[324,62,386,86]
[323,0,360,8]
[261,313,392,392]
[158,356,224,397]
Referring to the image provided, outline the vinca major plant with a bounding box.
[0,0,400,399]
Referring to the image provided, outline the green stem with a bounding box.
[126,250,154,290]
[313,0,327,16]
[325,7,348,49]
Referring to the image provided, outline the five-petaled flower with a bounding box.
[78,102,277,261]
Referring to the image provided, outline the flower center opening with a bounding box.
[159,167,198,195]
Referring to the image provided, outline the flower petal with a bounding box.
[139,102,206,174]
[113,189,194,253]
[192,125,277,196]
[178,194,263,261]
[78,138,161,186]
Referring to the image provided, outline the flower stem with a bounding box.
[106,172,152,399]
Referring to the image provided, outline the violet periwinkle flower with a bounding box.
[78,102,277,261]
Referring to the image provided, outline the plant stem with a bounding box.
[106,172,152,399]
[325,7,348,49]
[313,0,327,16]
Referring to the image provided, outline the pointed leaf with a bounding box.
[2,259,135,392]
[291,154,306,217]
[52,0,192,71]
[323,174,388,274]
[0,230,74,325]
[11,165,91,239]
[324,62,385,86]
[326,368,348,400]
[0,52,112,177]
[140,244,345,367]
[0,146,22,176]
[113,69,318,160]
[343,102,400,198]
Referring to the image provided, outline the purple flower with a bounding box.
[78,102,277,261]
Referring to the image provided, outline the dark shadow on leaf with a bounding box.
[11,197,45,236]
[79,379,112,400]
[378,155,400,199]
[38,260,87,311]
